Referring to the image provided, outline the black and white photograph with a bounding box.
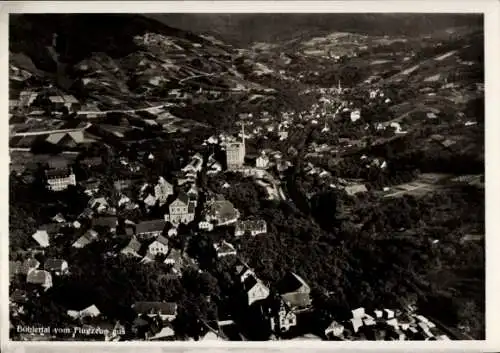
[5,6,490,344]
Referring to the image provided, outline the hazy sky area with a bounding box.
[146,13,483,46]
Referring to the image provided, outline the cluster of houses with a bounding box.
[10,257,69,291]
[323,306,450,341]
[10,87,81,115]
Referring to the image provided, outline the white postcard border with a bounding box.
[1,1,499,352]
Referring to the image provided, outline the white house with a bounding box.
[256,154,270,169]
[147,235,169,256]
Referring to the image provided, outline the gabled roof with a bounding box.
[136,220,166,234]
[214,240,237,255]
[81,156,103,166]
[153,235,169,246]
[92,216,118,229]
[49,96,64,103]
[32,230,50,247]
[123,237,142,253]
[44,259,67,271]
[48,158,70,170]
[45,168,73,179]
[171,192,189,207]
[164,248,182,264]
[149,325,175,340]
[242,275,258,292]
[27,270,51,284]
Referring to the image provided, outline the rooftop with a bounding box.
[136,220,166,234]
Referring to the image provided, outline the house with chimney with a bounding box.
[255,154,270,169]
[164,192,195,225]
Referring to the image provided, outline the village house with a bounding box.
[18,90,39,108]
[271,300,298,333]
[89,197,110,214]
[198,221,214,231]
[165,192,195,225]
[147,235,169,257]
[80,156,104,169]
[48,95,65,110]
[45,167,77,192]
[44,259,69,276]
[46,130,94,149]
[234,220,267,237]
[135,220,166,239]
[182,153,204,174]
[203,199,240,226]
[92,216,118,233]
[344,184,368,196]
[63,95,80,111]
[26,269,53,290]
[72,229,98,248]
[31,229,50,248]
[121,237,142,257]
[51,213,66,224]
[325,320,345,340]
[276,272,312,310]
[236,265,270,306]
[163,248,183,275]
[19,258,40,275]
[214,240,237,258]
[154,177,174,206]
[132,302,178,322]
[256,154,270,169]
